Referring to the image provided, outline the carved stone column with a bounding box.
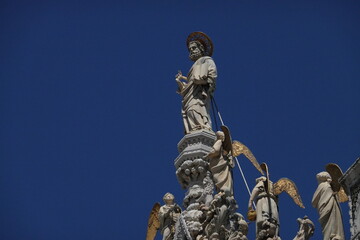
[174,130,216,239]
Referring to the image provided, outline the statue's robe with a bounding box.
[311,181,345,240]
[158,204,181,240]
[252,181,280,239]
[208,140,233,196]
[179,56,217,133]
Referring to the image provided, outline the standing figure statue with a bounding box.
[311,163,348,240]
[293,216,315,240]
[248,163,304,240]
[146,193,182,240]
[159,193,182,240]
[203,131,235,197]
[248,176,280,240]
[176,32,217,134]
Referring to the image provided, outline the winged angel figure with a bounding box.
[203,125,263,197]
[146,193,181,240]
[248,163,304,240]
[311,163,348,240]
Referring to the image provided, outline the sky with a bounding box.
[0,1,359,240]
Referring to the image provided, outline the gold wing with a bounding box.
[337,187,349,203]
[325,163,349,202]
[325,163,343,192]
[273,178,305,208]
[232,140,264,175]
[146,202,161,240]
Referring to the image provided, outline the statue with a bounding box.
[293,216,315,240]
[203,126,264,197]
[248,163,304,240]
[203,131,235,197]
[176,32,217,134]
[146,193,182,240]
[200,192,248,240]
[311,163,348,240]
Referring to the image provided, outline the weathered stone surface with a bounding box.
[175,130,216,169]
[293,216,315,240]
[174,130,248,239]
[340,157,360,240]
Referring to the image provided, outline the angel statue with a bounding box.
[311,163,348,240]
[146,193,182,240]
[176,32,217,134]
[203,126,264,197]
[203,130,235,197]
[248,163,304,240]
[293,216,315,240]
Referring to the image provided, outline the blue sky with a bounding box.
[0,1,359,239]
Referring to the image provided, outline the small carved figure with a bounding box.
[248,163,304,240]
[202,192,247,240]
[176,32,217,134]
[203,131,235,197]
[293,216,315,240]
[146,193,182,240]
[312,163,348,240]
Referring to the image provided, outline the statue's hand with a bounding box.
[175,70,183,81]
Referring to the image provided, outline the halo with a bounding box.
[186,32,214,57]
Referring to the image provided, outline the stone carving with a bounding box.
[248,176,281,240]
[293,216,315,240]
[173,129,249,239]
[248,163,304,240]
[176,32,217,134]
[203,131,235,197]
[194,192,248,240]
[158,193,182,240]
[146,193,182,240]
[312,170,346,240]
[339,157,360,240]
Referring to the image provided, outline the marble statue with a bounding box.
[293,216,315,240]
[312,171,345,240]
[248,163,304,240]
[203,131,235,197]
[146,193,181,240]
[200,192,248,240]
[248,176,280,240]
[159,193,182,240]
[176,32,217,134]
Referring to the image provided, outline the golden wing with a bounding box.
[325,163,349,203]
[232,140,264,175]
[273,178,305,208]
[337,187,349,203]
[146,202,161,240]
[325,163,343,192]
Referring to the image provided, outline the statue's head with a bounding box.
[163,192,175,205]
[188,41,205,61]
[186,32,214,61]
[216,131,225,141]
[316,171,332,184]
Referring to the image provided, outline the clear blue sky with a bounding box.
[1,1,359,239]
